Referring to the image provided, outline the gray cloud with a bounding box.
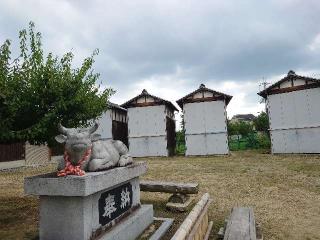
[1,0,320,114]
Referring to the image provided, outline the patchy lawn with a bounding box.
[1,151,320,240]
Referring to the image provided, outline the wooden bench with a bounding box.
[171,193,213,240]
[140,181,199,211]
[140,181,198,194]
[219,207,263,240]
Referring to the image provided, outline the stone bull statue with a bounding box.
[55,122,133,176]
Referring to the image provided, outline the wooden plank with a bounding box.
[171,193,210,240]
[223,207,256,240]
[140,181,199,194]
[204,221,213,240]
[186,199,212,240]
[166,117,176,156]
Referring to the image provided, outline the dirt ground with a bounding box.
[0,150,320,240]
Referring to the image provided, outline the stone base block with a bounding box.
[98,205,153,240]
[24,162,152,240]
[38,178,141,240]
[166,197,194,212]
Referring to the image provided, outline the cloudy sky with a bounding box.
[1,0,320,124]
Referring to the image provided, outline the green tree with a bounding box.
[175,130,186,154]
[0,22,114,146]
[175,113,186,154]
[227,120,239,136]
[253,111,269,133]
[228,120,255,137]
[238,121,254,137]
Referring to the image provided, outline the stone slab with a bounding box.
[24,161,147,196]
[140,181,199,194]
[0,160,25,170]
[99,204,153,240]
[150,217,174,240]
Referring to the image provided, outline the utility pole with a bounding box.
[259,77,270,112]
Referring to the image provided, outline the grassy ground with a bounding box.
[1,150,320,239]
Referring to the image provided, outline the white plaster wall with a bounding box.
[294,79,306,86]
[184,101,228,155]
[268,88,320,130]
[184,101,227,134]
[127,105,167,157]
[193,92,203,98]
[203,91,213,97]
[271,128,320,153]
[279,80,292,88]
[129,136,168,157]
[128,105,166,137]
[185,133,228,155]
[146,96,154,103]
[268,88,320,153]
[97,110,113,139]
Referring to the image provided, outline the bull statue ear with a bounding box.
[91,133,101,142]
[55,134,67,143]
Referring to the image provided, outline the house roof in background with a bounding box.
[232,114,256,121]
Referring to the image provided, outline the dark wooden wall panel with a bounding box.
[112,121,128,147]
[166,117,176,156]
[0,142,25,162]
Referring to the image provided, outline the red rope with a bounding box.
[57,147,92,177]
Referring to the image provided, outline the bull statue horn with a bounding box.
[88,122,99,134]
[58,123,69,135]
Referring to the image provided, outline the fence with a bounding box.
[25,142,50,166]
[0,142,25,162]
[175,131,271,153]
[228,132,270,151]
[0,142,50,169]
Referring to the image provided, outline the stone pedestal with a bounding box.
[24,162,153,240]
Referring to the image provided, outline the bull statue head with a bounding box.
[54,121,133,175]
[55,122,101,165]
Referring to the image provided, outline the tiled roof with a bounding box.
[176,84,233,108]
[107,101,127,112]
[121,89,179,112]
[258,70,320,98]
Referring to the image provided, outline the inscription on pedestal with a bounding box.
[98,182,133,226]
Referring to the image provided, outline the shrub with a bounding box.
[257,133,271,149]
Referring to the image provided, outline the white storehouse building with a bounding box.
[121,89,178,157]
[97,102,128,146]
[176,84,232,156]
[258,70,320,153]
